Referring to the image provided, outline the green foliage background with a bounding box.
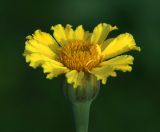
[0,0,160,131]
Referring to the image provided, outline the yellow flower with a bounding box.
[23,23,140,88]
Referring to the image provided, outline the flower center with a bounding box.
[59,41,102,72]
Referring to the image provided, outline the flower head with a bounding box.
[23,23,140,88]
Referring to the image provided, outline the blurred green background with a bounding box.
[0,0,160,131]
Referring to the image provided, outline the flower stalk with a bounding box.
[64,74,100,132]
[72,102,91,132]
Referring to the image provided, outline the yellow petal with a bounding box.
[90,55,134,84]
[31,30,55,45]
[23,30,61,69]
[42,61,69,79]
[24,39,56,59]
[25,53,60,68]
[65,70,84,88]
[90,65,116,84]
[27,30,59,54]
[91,23,117,44]
[100,38,114,51]
[25,53,44,68]
[25,52,68,78]
[100,55,134,71]
[25,30,60,55]
[75,25,85,40]
[51,24,68,46]
[65,24,74,41]
[84,31,91,42]
[102,33,141,60]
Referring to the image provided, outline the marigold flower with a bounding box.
[23,23,140,88]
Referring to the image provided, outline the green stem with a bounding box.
[72,102,91,132]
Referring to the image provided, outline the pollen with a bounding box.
[59,41,102,72]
